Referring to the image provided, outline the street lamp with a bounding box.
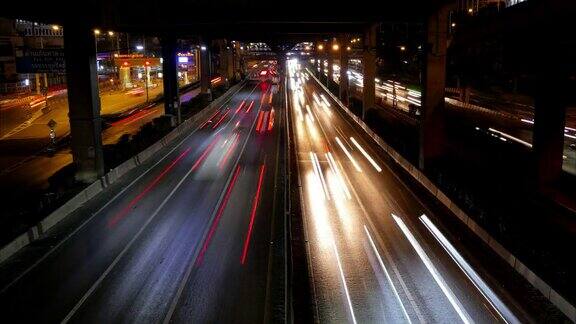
[332,44,339,51]
[400,46,406,51]
[108,31,114,36]
[94,29,101,35]
[136,45,144,51]
[51,25,59,31]
[317,44,324,50]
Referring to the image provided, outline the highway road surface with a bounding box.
[288,59,528,323]
[0,80,286,323]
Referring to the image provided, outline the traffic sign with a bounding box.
[15,49,66,73]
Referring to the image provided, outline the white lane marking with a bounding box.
[392,214,474,324]
[0,83,251,296]
[300,76,423,322]
[420,215,518,324]
[334,156,426,323]
[335,137,362,172]
[305,67,428,321]
[162,81,266,324]
[332,239,358,324]
[61,155,206,323]
[350,137,382,172]
[364,225,413,324]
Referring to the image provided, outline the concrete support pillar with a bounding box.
[327,43,334,88]
[419,6,449,170]
[233,45,241,80]
[161,36,179,117]
[339,34,350,106]
[226,46,234,82]
[362,24,377,120]
[200,41,212,99]
[35,73,41,94]
[216,40,227,84]
[533,75,568,186]
[64,23,104,183]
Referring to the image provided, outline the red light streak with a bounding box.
[245,100,255,113]
[240,164,266,265]
[200,110,221,129]
[267,109,275,131]
[196,165,242,265]
[255,111,264,132]
[108,147,192,227]
[110,109,158,127]
[260,111,269,133]
[218,134,239,169]
[211,110,230,129]
[236,100,246,113]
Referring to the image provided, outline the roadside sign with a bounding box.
[15,49,66,73]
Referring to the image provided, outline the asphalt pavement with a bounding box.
[289,61,528,323]
[0,80,285,323]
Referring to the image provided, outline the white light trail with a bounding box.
[419,215,519,324]
[305,104,315,122]
[350,137,382,172]
[310,152,330,200]
[335,137,362,172]
[332,239,358,324]
[392,214,473,324]
[364,225,412,324]
[488,128,532,148]
[326,152,351,199]
[521,118,534,124]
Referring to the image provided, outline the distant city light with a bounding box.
[138,72,143,79]
[136,45,144,50]
[468,8,473,13]
[318,44,324,50]
[346,46,351,51]
[200,45,207,51]
[108,31,114,36]
[451,22,456,27]
[332,44,339,51]
[24,79,30,86]
[240,46,244,50]
[400,46,406,51]
[94,29,101,35]
[178,56,189,63]
[51,25,59,31]
[158,72,163,78]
